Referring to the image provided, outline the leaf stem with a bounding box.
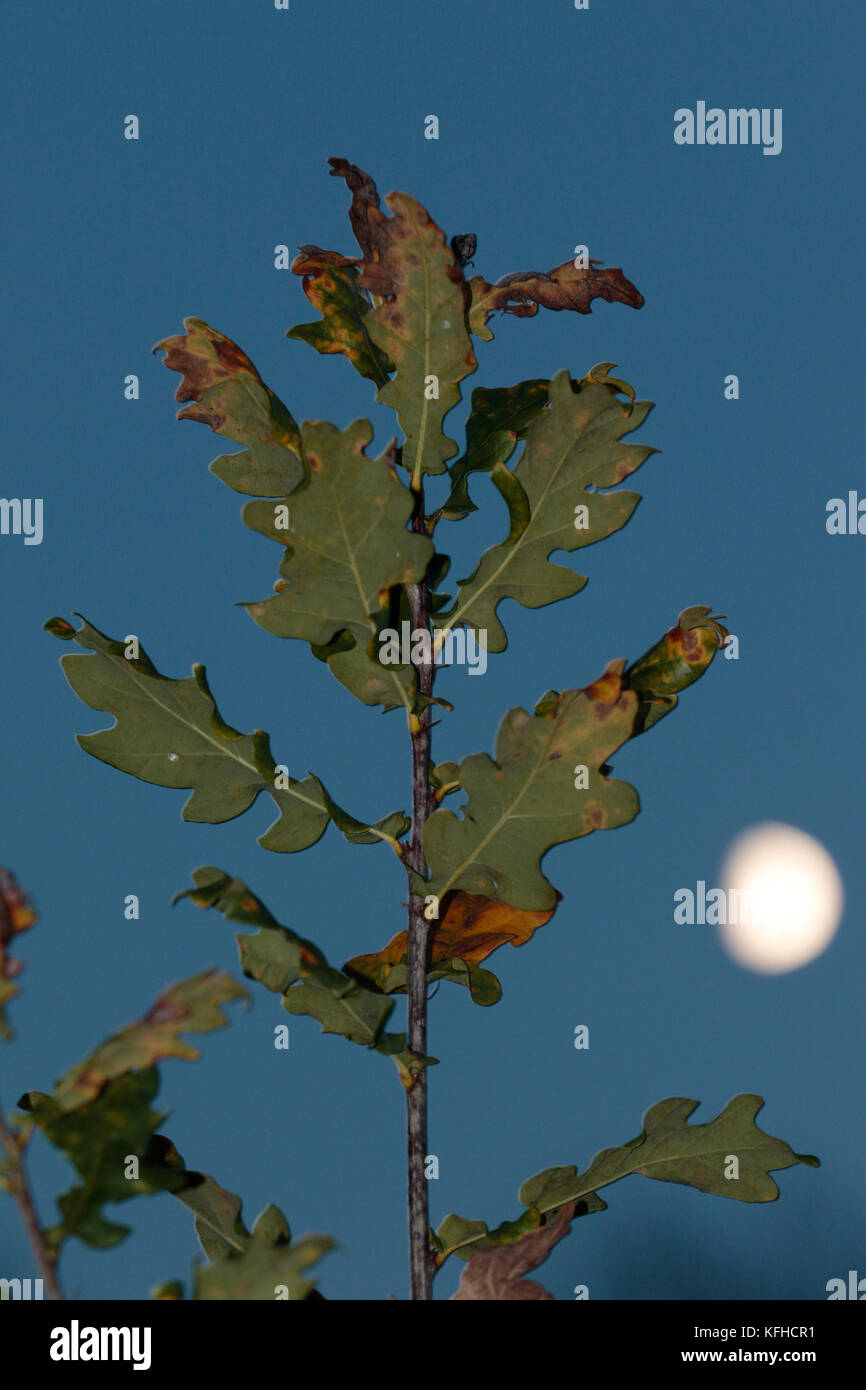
[404,475,435,1301]
[0,1094,63,1299]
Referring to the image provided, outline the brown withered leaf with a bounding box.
[469,259,644,337]
[344,890,560,990]
[0,869,38,1040]
[329,155,468,306]
[450,1201,575,1300]
[328,157,382,261]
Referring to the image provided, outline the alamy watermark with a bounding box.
[379,621,488,675]
[674,103,782,156]
[1,1276,44,1299]
[674,880,774,925]
[0,498,43,545]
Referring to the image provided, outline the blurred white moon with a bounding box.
[719,822,843,974]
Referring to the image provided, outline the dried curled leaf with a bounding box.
[469,259,644,339]
[327,157,381,261]
[624,606,729,735]
[328,156,477,480]
[450,1202,575,1300]
[0,869,37,1040]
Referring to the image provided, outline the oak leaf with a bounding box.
[450,1202,575,1300]
[469,259,644,339]
[344,890,560,1004]
[154,317,303,496]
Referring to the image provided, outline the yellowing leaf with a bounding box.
[0,868,37,1040]
[288,246,392,385]
[53,970,249,1111]
[345,890,559,991]
[154,317,303,496]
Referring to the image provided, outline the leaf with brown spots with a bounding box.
[468,258,644,340]
[288,247,393,386]
[154,317,304,497]
[624,606,729,735]
[419,610,727,911]
[344,891,559,1005]
[52,970,249,1112]
[450,1201,575,1300]
[328,157,477,482]
[418,664,643,911]
[0,869,38,1040]
[434,368,656,655]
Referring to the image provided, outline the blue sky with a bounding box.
[2,0,862,1299]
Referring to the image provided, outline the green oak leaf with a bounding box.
[18,1070,189,1251]
[170,1170,250,1262]
[519,1095,820,1210]
[154,317,304,497]
[420,608,725,910]
[288,248,393,386]
[243,419,433,711]
[194,1215,333,1301]
[309,553,457,715]
[47,616,404,853]
[438,379,550,522]
[174,868,437,1081]
[437,1095,816,1267]
[146,1138,333,1299]
[436,369,656,653]
[419,662,643,910]
[313,627,421,713]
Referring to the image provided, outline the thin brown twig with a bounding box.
[0,1093,63,1299]
[404,476,436,1301]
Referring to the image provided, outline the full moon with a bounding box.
[718,822,843,974]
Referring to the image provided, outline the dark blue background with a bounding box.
[2,0,862,1300]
